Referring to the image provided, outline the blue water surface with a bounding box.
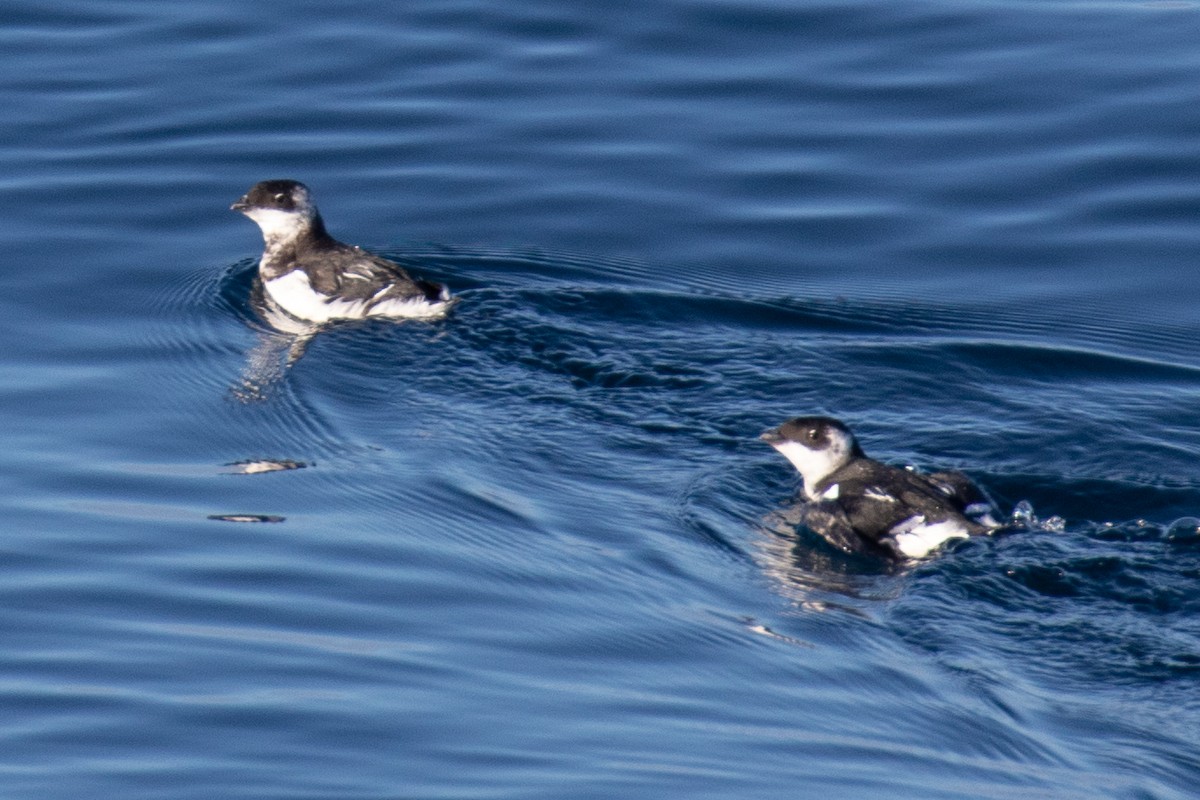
[2,1,1200,797]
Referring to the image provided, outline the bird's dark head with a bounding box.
[761,416,864,498]
[232,179,323,244]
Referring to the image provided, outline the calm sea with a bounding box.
[2,1,1199,797]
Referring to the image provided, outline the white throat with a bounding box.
[243,207,309,248]
[769,440,849,500]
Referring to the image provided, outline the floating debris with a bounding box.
[744,619,814,648]
[207,514,285,524]
[222,459,308,475]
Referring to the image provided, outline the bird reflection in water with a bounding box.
[751,500,906,615]
[231,276,322,402]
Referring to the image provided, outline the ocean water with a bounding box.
[2,1,1200,797]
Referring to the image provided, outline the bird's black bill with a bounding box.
[760,429,783,444]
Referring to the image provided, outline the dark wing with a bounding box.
[798,502,880,555]
[300,244,432,302]
[927,470,1000,529]
[926,470,987,508]
[347,250,448,304]
[829,460,986,540]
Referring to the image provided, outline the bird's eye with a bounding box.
[807,429,819,441]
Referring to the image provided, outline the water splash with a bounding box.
[1009,499,1066,532]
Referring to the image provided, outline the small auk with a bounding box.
[232,179,453,324]
[761,416,1001,559]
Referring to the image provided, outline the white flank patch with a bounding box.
[820,483,840,500]
[864,487,895,502]
[367,291,451,320]
[889,517,971,558]
[264,270,450,323]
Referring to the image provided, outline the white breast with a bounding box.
[263,270,450,323]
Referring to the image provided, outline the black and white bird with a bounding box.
[232,180,453,325]
[761,416,1000,559]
